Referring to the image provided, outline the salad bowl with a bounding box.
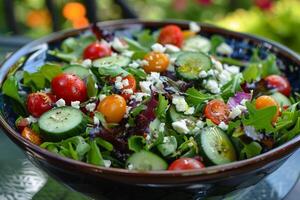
[0,20,299,199]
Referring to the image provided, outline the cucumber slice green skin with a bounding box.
[93,55,130,68]
[63,65,90,79]
[38,106,88,141]
[271,92,291,107]
[168,106,182,122]
[175,52,212,80]
[200,127,236,165]
[126,150,168,171]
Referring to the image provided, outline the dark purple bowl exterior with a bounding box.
[0,20,299,199]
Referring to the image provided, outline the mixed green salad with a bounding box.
[2,22,300,171]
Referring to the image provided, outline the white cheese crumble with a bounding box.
[125,123,130,128]
[207,69,215,76]
[224,65,240,75]
[213,60,223,72]
[165,44,180,52]
[82,59,92,68]
[85,103,96,112]
[128,61,139,68]
[139,60,149,66]
[145,134,151,141]
[130,92,150,102]
[99,94,106,102]
[172,95,189,112]
[163,136,170,143]
[189,22,201,32]
[151,43,166,53]
[184,107,195,115]
[56,98,66,107]
[172,120,190,134]
[196,120,204,128]
[159,123,165,132]
[205,79,220,94]
[122,50,134,57]
[43,88,51,93]
[127,164,134,170]
[124,106,132,118]
[123,89,133,94]
[229,107,242,119]
[111,37,127,52]
[26,115,38,124]
[103,160,112,168]
[199,70,208,78]
[71,101,80,109]
[139,81,152,94]
[217,70,231,85]
[217,43,233,55]
[218,122,228,130]
[121,79,129,87]
[93,116,100,126]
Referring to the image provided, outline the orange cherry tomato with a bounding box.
[97,94,127,123]
[158,25,184,47]
[182,30,196,39]
[21,127,42,145]
[112,75,136,100]
[204,99,230,125]
[143,52,170,73]
[168,158,205,170]
[255,95,280,122]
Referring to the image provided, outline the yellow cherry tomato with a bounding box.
[255,95,280,122]
[97,94,127,123]
[21,127,42,145]
[143,52,169,73]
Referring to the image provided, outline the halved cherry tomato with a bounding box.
[265,75,291,96]
[21,127,42,145]
[204,99,230,125]
[143,52,169,73]
[83,42,112,60]
[97,94,126,123]
[51,73,87,104]
[158,25,184,47]
[255,95,280,122]
[27,92,55,117]
[16,117,29,132]
[112,75,136,100]
[168,158,205,170]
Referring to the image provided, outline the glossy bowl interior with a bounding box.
[0,20,299,198]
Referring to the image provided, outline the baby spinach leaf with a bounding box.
[126,67,147,81]
[123,37,148,52]
[240,141,262,159]
[128,136,146,153]
[155,94,169,121]
[95,137,113,151]
[40,64,62,81]
[87,139,104,166]
[243,64,259,83]
[134,29,156,49]
[210,35,225,54]
[185,87,212,106]
[2,75,24,105]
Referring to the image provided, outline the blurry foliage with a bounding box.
[0,0,299,53]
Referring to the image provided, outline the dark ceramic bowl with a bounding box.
[0,20,299,199]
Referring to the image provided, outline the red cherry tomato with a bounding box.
[83,42,112,60]
[112,75,137,100]
[16,117,29,131]
[204,99,230,125]
[51,73,87,104]
[168,158,205,170]
[27,92,55,117]
[265,75,291,96]
[158,25,184,47]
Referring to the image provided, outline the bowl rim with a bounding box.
[0,19,300,178]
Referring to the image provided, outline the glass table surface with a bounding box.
[0,45,300,200]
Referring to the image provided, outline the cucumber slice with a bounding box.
[126,150,168,171]
[63,65,90,79]
[38,106,87,141]
[182,36,211,53]
[168,105,182,122]
[175,52,212,80]
[271,92,291,107]
[200,127,236,165]
[93,55,130,68]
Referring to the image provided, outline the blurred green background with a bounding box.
[0,0,299,52]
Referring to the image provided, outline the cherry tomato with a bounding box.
[51,73,87,104]
[16,117,29,132]
[143,52,170,73]
[112,75,137,100]
[83,42,112,60]
[182,30,196,39]
[265,75,291,96]
[27,92,55,117]
[21,127,42,145]
[255,95,280,122]
[158,25,184,47]
[168,158,205,170]
[97,94,126,123]
[204,99,230,125]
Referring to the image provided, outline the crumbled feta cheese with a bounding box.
[56,98,66,107]
[229,107,242,119]
[93,116,100,126]
[196,120,204,128]
[151,43,166,53]
[71,101,80,109]
[189,22,201,32]
[217,43,233,55]
[115,76,122,82]
[163,136,170,143]
[148,72,160,81]
[123,89,133,94]
[217,70,231,85]
[140,60,149,66]
[139,81,152,94]
[172,95,189,112]
[165,44,180,52]
[145,134,151,141]
[206,80,220,94]
[159,123,165,132]
[213,60,223,72]
[184,107,195,115]
[125,123,130,128]
[172,120,190,134]
[130,92,150,102]
[115,82,123,90]
[127,164,134,170]
[121,79,129,87]
[224,65,240,75]
[128,61,139,68]
[43,88,51,93]
[85,103,96,112]
[103,160,112,168]
[111,37,127,51]
[199,70,208,78]
[99,94,106,101]
[94,83,98,89]
[124,106,132,118]
[82,59,92,68]
[122,50,134,57]
[26,115,38,124]
[207,69,215,76]
[218,122,228,130]
[170,57,177,64]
